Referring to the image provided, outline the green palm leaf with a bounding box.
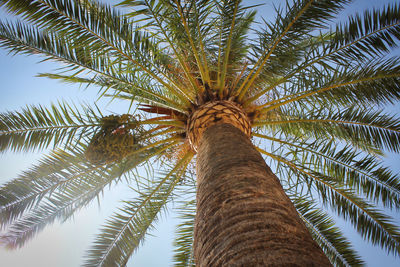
[84,151,193,267]
[254,132,400,210]
[0,102,101,153]
[332,3,400,63]
[256,105,400,155]
[0,140,171,247]
[172,180,196,267]
[259,148,400,255]
[0,14,182,109]
[290,194,364,266]
[246,3,400,105]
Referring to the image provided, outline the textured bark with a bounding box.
[194,123,331,266]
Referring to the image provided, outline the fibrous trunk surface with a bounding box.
[194,123,331,266]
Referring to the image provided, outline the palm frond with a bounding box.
[0,128,174,229]
[253,57,400,111]
[173,0,210,89]
[0,0,155,66]
[0,0,194,106]
[0,145,88,229]
[84,151,194,267]
[172,179,197,267]
[0,140,173,248]
[289,193,364,266]
[254,132,400,211]
[331,3,400,64]
[316,182,400,257]
[0,102,101,153]
[121,0,204,99]
[258,148,400,256]
[236,0,351,100]
[245,2,400,106]
[172,199,196,267]
[256,105,400,155]
[185,0,215,86]
[0,19,187,109]
[1,149,144,248]
[215,0,256,94]
[37,72,184,111]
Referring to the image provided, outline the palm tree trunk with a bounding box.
[194,123,331,266]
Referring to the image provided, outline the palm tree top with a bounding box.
[0,0,400,265]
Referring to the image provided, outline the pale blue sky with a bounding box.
[1,0,400,266]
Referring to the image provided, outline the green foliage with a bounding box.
[172,184,196,267]
[84,151,193,267]
[0,0,400,266]
[0,102,102,153]
[291,194,364,266]
[0,141,159,248]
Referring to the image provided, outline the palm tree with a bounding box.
[1,0,400,265]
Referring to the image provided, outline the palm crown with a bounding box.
[0,0,400,266]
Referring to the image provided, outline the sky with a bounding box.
[0,0,400,266]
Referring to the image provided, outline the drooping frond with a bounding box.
[0,139,174,248]
[0,119,175,230]
[0,102,101,153]
[172,200,196,267]
[0,144,88,229]
[0,0,160,70]
[314,182,400,256]
[254,131,400,211]
[84,151,194,267]
[255,105,400,154]
[257,147,400,256]
[172,180,196,267]
[251,57,400,111]
[331,3,400,64]
[289,193,364,266]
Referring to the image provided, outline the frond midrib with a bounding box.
[1,122,100,134]
[245,20,400,105]
[253,132,400,196]
[257,147,400,251]
[95,151,193,266]
[258,73,400,113]
[0,161,103,213]
[298,211,350,266]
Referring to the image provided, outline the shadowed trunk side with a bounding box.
[194,123,331,266]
